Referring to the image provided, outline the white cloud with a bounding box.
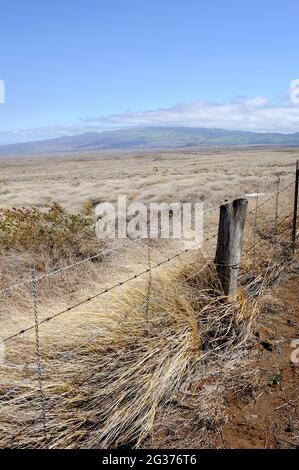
[0,80,5,104]
[1,96,299,145]
[83,97,299,133]
[0,123,105,145]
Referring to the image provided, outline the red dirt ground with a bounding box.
[148,268,299,449]
[220,271,299,449]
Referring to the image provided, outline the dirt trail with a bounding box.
[220,271,299,449]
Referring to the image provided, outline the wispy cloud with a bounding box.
[0,123,105,145]
[1,96,299,145]
[83,97,299,133]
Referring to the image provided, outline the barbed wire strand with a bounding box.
[49,246,216,362]
[2,180,296,344]
[3,231,219,344]
[144,225,152,336]
[253,185,259,268]
[0,174,296,450]
[0,176,294,297]
[52,233,296,398]
[273,176,280,256]
[3,210,295,446]
[2,176,296,345]
[244,211,293,257]
[31,267,48,446]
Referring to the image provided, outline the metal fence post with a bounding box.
[292,160,299,253]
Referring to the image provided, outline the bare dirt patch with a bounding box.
[146,269,299,449]
[220,271,299,449]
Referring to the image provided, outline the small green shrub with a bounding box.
[0,203,99,261]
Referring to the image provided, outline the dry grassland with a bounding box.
[0,148,298,448]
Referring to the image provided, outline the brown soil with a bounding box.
[148,268,299,449]
[220,271,299,449]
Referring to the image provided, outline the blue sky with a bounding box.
[0,0,299,144]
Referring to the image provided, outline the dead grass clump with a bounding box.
[0,256,261,449]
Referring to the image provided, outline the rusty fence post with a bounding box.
[291,160,299,253]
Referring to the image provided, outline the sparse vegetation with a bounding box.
[0,202,104,285]
[0,203,94,255]
[0,149,298,449]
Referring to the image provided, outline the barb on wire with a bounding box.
[31,267,48,447]
[273,176,280,254]
[244,212,293,257]
[0,178,294,297]
[144,226,152,336]
[253,185,259,268]
[248,179,293,216]
[3,232,218,344]
[1,179,296,343]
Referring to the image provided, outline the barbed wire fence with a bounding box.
[31,267,48,447]
[0,164,298,448]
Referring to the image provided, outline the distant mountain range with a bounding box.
[1,127,299,155]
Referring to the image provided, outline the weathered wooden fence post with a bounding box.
[291,160,299,253]
[215,198,248,299]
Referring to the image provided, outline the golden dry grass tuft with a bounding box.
[0,148,298,448]
[0,255,262,448]
[1,215,295,448]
